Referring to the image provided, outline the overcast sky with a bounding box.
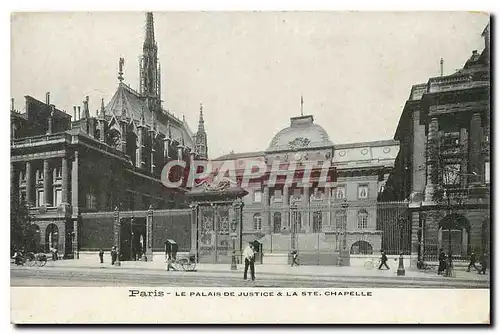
[11,11,489,158]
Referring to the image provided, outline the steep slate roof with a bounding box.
[104,83,193,147]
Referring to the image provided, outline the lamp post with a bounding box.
[70,231,75,259]
[230,220,238,270]
[290,199,298,251]
[338,198,349,266]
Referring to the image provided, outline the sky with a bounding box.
[11,11,490,158]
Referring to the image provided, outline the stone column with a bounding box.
[43,159,52,206]
[58,222,66,258]
[98,120,105,142]
[469,113,483,184]
[61,157,69,204]
[137,126,144,168]
[283,186,289,230]
[73,219,79,259]
[303,186,310,233]
[190,204,198,260]
[71,152,79,217]
[25,161,33,206]
[11,163,18,205]
[263,186,270,233]
[145,205,154,261]
[113,206,121,266]
[424,117,439,202]
[459,127,469,187]
[410,211,420,268]
[150,143,155,174]
[120,122,127,153]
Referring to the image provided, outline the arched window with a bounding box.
[335,210,346,229]
[357,210,368,229]
[273,212,281,233]
[253,213,262,231]
[350,240,373,254]
[313,211,322,233]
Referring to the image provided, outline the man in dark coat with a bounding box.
[111,246,117,265]
[99,248,104,264]
[467,252,480,272]
[438,248,446,275]
[378,251,390,270]
[291,250,299,267]
[479,252,488,275]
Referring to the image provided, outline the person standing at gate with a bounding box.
[467,251,480,273]
[111,246,117,265]
[378,251,390,270]
[291,249,299,267]
[438,248,446,275]
[479,252,488,275]
[99,248,104,264]
[243,242,255,281]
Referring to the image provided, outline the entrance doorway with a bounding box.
[119,218,146,261]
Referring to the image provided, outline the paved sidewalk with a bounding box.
[34,258,489,283]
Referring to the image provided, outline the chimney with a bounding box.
[472,50,478,56]
[46,92,50,105]
[73,106,77,120]
[78,106,81,120]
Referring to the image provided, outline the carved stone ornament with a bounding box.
[195,174,237,192]
[288,137,311,150]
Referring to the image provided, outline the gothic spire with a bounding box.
[100,98,105,118]
[141,12,159,99]
[194,102,208,160]
[198,103,205,134]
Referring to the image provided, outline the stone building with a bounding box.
[381,23,491,264]
[10,13,206,258]
[212,114,399,263]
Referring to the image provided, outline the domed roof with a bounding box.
[266,115,333,152]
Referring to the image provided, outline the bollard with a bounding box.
[397,253,405,276]
[231,250,237,270]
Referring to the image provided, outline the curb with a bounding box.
[16,264,489,284]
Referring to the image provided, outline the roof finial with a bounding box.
[118,57,125,82]
[440,58,444,77]
[100,98,105,118]
[300,95,304,116]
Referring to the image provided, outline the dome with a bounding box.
[266,115,333,152]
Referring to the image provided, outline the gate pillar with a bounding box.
[190,204,198,261]
[145,205,154,261]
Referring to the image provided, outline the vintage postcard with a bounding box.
[10,11,490,324]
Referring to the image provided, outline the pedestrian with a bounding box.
[111,246,117,265]
[243,241,256,281]
[467,251,480,272]
[13,249,23,266]
[291,249,299,267]
[99,248,104,264]
[438,248,446,275]
[479,252,488,275]
[378,251,390,270]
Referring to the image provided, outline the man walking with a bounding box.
[99,248,104,264]
[378,251,390,270]
[479,252,488,275]
[111,246,117,265]
[438,248,446,275]
[243,242,255,281]
[291,249,299,266]
[467,251,480,273]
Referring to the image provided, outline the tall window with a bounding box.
[253,190,262,203]
[336,186,346,199]
[335,210,347,229]
[253,213,262,230]
[273,212,281,233]
[357,210,368,229]
[273,189,282,201]
[36,190,44,207]
[443,164,460,185]
[313,211,322,233]
[485,162,490,184]
[53,188,62,206]
[358,184,368,199]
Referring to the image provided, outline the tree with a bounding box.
[10,192,31,253]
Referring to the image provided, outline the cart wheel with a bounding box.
[185,263,196,271]
[26,253,36,267]
[176,258,189,271]
[364,260,373,270]
[38,258,47,267]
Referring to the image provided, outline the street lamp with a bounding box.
[290,199,298,251]
[230,220,238,270]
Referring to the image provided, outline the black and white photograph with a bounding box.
[9,10,491,324]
